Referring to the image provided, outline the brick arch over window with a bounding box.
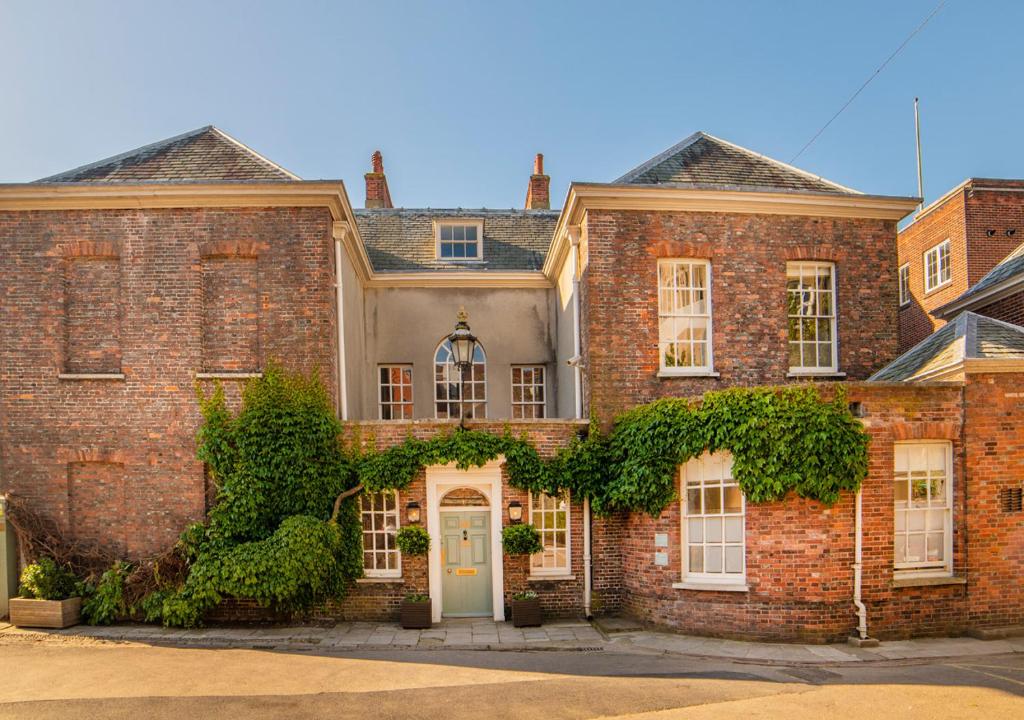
[434,338,487,419]
[888,422,961,442]
[785,244,846,262]
[58,240,120,259]
[651,240,714,259]
[198,240,266,259]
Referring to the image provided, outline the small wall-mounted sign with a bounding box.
[654,533,668,548]
[654,551,669,567]
[455,568,478,576]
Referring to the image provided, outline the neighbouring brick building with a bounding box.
[1,126,1022,641]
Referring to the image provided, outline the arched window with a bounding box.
[434,339,486,419]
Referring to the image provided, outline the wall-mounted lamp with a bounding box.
[406,501,421,524]
[507,500,524,523]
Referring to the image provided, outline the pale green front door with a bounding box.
[441,511,492,617]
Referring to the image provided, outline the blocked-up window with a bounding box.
[894,442,952,576]
[68,462,127,556]
[202,257,259,372]
[65,258,121,373]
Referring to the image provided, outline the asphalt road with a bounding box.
[0,641,1022,719]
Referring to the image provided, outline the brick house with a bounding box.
[1,127,1022,641]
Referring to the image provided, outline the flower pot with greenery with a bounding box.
[395,526,432,629]
[10,557,82,629]
[501,523,544,627]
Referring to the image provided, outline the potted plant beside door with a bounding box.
[395,526,432,629]
[9,557,83,629]
[502,524,544,627]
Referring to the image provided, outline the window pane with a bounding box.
[705,517,722,543]
[705,546,723,573]
[725,546,743,573]
[704,486,721,514]
[724,486,742,513]
[687,517,703,542]
[724,516,742,542]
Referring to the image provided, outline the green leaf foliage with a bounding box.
[501,524,543,555]
[82,561,130,625]
[395,526,431,556]
[18,557,79,601]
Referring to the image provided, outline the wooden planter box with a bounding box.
[511,598,542,627]
[10,597,82,629]
[400,599,432,629]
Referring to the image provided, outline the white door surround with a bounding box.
[426,459,505,622]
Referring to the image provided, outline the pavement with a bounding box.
[2,616,1024,665]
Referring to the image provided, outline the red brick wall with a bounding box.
[975,291,1024,327]
[963,183,1024,287]
[0,207,339,558]
[581,210,900,422]
[68,460,127,557]
[64,257,121,374]
[201,256,259,372]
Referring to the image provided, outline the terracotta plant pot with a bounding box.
[511,597,542,627]
[400,599,432,629]
[9,597,82,629]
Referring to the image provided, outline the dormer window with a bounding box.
[435,221,483,261]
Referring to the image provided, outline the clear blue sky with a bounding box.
[2,1,1021,208]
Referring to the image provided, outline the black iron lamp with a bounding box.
[507,500,524,523]
[446,308,479,425]
[406,501,421,524]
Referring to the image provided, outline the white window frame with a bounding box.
[378,364,414,420]
[679,452,746,589]
[893,441,953,578]
[899,263,911,307]
[923,240,951,293]
[511,365,546,419]
[434,339,487,419]
[434,220,484,261]
[657,258,714,375]
[786,261,838,375]
[529,491,571,576]
[360,490,401,578]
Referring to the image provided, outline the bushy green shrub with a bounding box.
[395,526,430,556]
[18,558,79,601]
[82,562,130,625]
[501,524,543,555]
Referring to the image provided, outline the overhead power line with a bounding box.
[790,1,948,163]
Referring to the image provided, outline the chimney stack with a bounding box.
[365,150,393,208]
[525,153,550,210]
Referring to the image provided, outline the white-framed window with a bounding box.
[924,240,951,293]
[682,452,745,584]
[530,491,570,575]
[435,221,483,261]
[899,264,911,307]
[360,490,401,577]
[378,365,413,420]
[434,339,486,419]
[657,259,712,373]
[786,261,837,373]
[511,365,546,419]
[894,441,953,577]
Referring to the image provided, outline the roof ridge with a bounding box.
[35,126,214,183]
[699,132,862,195]
[208,126,301,181]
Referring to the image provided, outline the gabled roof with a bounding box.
[614,131,860,195]
[870,311,1024,382]
[934,241,1024,319]
[35,126,300,183]
[354,208,558,273]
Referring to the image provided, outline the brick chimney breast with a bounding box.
[365,150,393,208]
[525,153,550,210]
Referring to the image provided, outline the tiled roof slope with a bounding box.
[354,208,559,272]
[943,241,1024,309]
[35,126,299,183]
[870,311,1024,381]
[614,131,859,194]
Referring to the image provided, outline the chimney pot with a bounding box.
[372,150,384,174]
[533,153,544,175]
[365,149,393,209]
[525,152,550,210]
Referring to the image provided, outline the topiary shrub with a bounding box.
[18,558,79,601]
[395,526,430,556]
[501,524,543,556]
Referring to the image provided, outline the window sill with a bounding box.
[357,576,404,584]
[58,373,125,381]
[528,574,576,582]
[196,372,263,380]
[786,371,846,379]
[923,281,952,298]
[892,574,965,589]
[672,581,749,593]
[658,371,720,379]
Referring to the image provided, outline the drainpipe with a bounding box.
[333,223,349,421]
[567,225,592,619]
[853,487,868,640]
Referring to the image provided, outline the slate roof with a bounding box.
[35,126,299,183]
[870,311,1024,382]
[354,208,559,273]
[936,241,1024,314]
[614,131,859,195]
